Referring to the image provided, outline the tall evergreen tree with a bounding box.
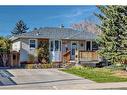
[11,20,29,35]
[95,6,127,64]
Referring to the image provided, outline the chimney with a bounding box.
[36,31,40,35]
[34,28,37,30]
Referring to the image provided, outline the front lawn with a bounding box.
[61,66,127,83]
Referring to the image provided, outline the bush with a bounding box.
[28,54,35,64]
[104,64,126,71]
[36,41,50,64]
[23,63,61,69]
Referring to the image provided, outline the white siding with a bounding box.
[20,39,29,61]
[12,41,21,52]
[20,38,38,62]
[78,41,86,51]
[62,40,71,53]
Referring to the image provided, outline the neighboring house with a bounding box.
[10,27,99,67]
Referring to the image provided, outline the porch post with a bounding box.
[75,48,79,64]
[91,40,92,51]
[10,52,13,67]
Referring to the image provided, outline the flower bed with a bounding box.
[20,62,61,69]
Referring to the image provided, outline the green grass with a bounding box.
[98,88,127,90]
[61,66,127,83]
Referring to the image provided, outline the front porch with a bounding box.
[29,38,100,64]
[62,40,99,64]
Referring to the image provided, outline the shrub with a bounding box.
[104,64,126,71]
[24,63,60,69]
[28,54,35,64]
[36,41,50,64]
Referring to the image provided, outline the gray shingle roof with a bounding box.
[10,27,97,41]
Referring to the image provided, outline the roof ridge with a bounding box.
[65,30,95,39]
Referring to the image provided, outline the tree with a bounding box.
[11,20,29,35]
[0,36,11,52]
[36,41,50,64]
[0,36,11,66]
[95,6,127,65]
[71,20,101,34]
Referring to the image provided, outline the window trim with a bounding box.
[29,39,37,49]
[50,40,61,51]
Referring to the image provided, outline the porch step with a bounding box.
[69,60,76,63]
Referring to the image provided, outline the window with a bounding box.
[55,40,59,51]
[50,40,61,51]
[80,43,84,47]
[50,41,53,51]
[86,41,91,51]
[29,40,36,48]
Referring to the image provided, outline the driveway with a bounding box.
[1,69,127,89]
[0,69,94,89]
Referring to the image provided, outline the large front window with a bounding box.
[50,40,61,51]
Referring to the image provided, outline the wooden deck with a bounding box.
[78,51,99,61]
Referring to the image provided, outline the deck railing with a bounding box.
[77,50,99,61]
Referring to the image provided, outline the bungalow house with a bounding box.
[10,27,99,67]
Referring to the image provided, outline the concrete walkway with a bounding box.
[0,69,127,89]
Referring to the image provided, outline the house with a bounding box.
[10,27,99,67]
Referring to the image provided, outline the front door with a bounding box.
[71,41,77,60]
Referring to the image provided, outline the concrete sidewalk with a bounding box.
[1,81,127,90]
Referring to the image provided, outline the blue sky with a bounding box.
[0,6,100,36]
